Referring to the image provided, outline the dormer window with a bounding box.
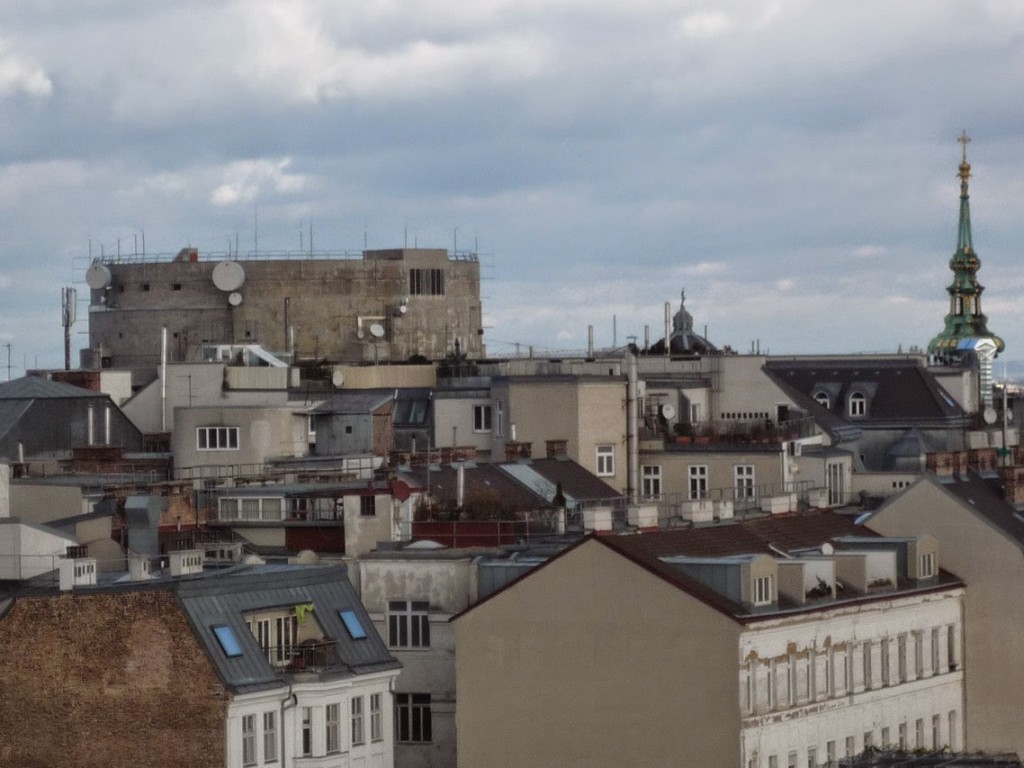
[753,575,774,606]
[848,392,866,417]
[813,391,830,409]
[919,552,936,578]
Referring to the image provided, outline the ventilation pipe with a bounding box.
[664,303,671,357]
[587,325,594,357]
[456,463,465,509]
[644,325,650,352]
[627,347,639,502]
[160,326,168,432]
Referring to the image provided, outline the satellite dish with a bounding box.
[212,261,246,291]
[821,542,834,555]
[983,407,997,425]
[660,403,676,420]
[228,292,243,306]
[85,263,112,290]
[369,323,385,339]
[331,370,345,387]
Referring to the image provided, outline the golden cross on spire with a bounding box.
[958,130,972,183]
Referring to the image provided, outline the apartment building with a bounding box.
[0,559,400,767]
[454,514,965,767]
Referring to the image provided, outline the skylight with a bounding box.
[339,610,368,640]
[212,625,243,657]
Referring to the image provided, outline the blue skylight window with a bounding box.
[213,625,244,657]
[339,610,368,640]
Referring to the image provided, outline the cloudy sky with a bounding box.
[1,0,1023,374]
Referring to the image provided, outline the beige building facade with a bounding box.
[455,523,965,768]
[866,470,1024,756]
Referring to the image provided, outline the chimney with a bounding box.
[1002,466,1024,504]
[545,439,568,459]
[505,441,532,461]
[967,448,998,473]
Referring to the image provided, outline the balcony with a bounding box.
[647,415,817,448]
[262,639,340,672]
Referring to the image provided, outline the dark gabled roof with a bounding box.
[176,564,399,694]
[312,389,394,415]
[500,457,622,503]
[764,359,964,423]
[411,458,622,513]
[414,462,548,512]
[454,512,963,625]
[0,376,104,401]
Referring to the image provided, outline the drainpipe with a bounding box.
[160,326,168,432]
[627,347,639,502]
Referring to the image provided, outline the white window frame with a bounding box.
[197,425,239,451]
[688,465,708,500]
[596,444,615,476]
[849,392,866,417]
[734,464,755,500]
[263,711,278,764]
[326,703,341,754]
[242,714,257,767]
[473,404,492,432]
[370,693,383,742]
[753,575,774,606]
[641,465,662,499]
[351,695,365,746]
[300,707,312,757]
[813,391,830,409]
[919,552,936,578]
[388,600,431,648]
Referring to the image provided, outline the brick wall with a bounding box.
[0,589,229,768]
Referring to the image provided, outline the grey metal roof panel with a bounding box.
[312,390,394,415]
[0,400,32,440]
[176,564,398,693]
[0,376,104,400]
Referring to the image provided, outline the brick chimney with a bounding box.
[927,451,969,477]
[505,441,532,461]
[545,439,568,459]
[967,448,998,472]
[1002,466,1024,504]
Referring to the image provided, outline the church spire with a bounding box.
[928,131,1004,370]
[956,129,974,255]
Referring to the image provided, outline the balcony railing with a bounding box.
[262,639,340,672]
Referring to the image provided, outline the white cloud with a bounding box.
[853,245,887,258]
[211,159,308,206]
[0,43,52,98]
[678,11,734,39]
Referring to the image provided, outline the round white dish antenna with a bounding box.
[369,323,386,339]
[821,542,834,555]
[228,292,243,306]
[85,263,112,290]
[331,370,345,387]
[983,407,997,425]
[660,403,676,420]
[212,260,246,291]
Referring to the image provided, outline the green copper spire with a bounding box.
[927,130,1004,358]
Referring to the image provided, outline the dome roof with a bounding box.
[648,289,718,355]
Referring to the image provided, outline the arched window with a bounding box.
[813,391,830,409]
[849,392,866,417]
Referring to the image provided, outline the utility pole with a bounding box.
[3,342,11,381]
